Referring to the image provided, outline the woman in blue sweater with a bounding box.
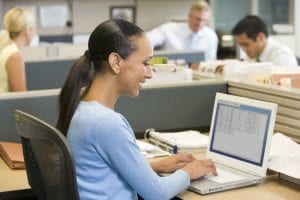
[57,19,217,200]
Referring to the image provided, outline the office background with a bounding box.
[0,0,299,57]
[0,1,299,198]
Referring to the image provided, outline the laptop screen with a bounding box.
[209,99,272,166]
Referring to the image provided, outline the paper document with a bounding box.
[268,133,300,179]
[269,132,300,158]
[137,140,170,158]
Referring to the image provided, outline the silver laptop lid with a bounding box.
[207,93,277,177]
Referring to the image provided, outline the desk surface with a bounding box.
[178,178,300,200]
[0,158,29,192]
[151,153,300,200]
[1,156,299,199]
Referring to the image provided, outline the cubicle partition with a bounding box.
[153,50,204,63]
[23,50,204,91]
[0,89,60,142]
[227,81,300,143]
[117,80,227,138]
[0,80,227,142]
[25,59,74,90]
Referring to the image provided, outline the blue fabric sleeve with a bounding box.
[91,114,190,200]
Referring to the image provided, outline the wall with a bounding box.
[72,0,134,34]
[3,0,69,35]
[3,0,299,57]
[136,0,194,31]
[2,0,194,35]
[210,0,247,33]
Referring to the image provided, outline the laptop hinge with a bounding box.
[215,162,261,177]
[245,170,261,177]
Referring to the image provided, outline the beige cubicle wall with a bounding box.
[56,44,87,59]
[193,70,300,143]
[227,81,300,143]
[20,46,48,61]
[21,44,87,62]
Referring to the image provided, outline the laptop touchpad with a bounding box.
[205,168,245,183]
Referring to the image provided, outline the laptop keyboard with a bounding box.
[205,168,245,183]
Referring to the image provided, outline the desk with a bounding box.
[1,155,299,200]
[150,153,300,200]
[0,158,33,199]
[178,178,300,200]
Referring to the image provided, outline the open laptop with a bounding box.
[190,92,277,194]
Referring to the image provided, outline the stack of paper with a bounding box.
[144,64,188,85]
[269,133,300,183]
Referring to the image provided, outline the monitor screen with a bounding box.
[209,99,272,166]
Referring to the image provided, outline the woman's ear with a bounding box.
[108,52,121,74]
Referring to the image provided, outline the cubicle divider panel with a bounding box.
[25,50,204,91]
[116,81,227,139]
[153,50,204,63]
[26,59,75,90]
[0,81,227,142]
[227,81,300,143]
[0,90,60,142]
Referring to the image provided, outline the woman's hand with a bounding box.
[150,153,196,173]
[181,159,218,180]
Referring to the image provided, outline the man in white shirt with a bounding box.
[147,0,218,61]
[231,15,298,67]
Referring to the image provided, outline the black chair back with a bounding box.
[14,109,79,200]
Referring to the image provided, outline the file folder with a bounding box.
[0,141,25,169]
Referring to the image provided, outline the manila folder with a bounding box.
[0,141,25,169]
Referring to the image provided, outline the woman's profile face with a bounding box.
[25,25,37,46]
[117,35,153,97]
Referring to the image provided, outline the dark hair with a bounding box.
[231,15,268,40]
[56,19,145,136]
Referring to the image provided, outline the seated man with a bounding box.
[147,0,218,61]
[231,15,298,67]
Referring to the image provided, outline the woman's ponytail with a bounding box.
[0,30,11,52]
[56,52,93,136]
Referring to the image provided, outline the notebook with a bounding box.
[189,92,277,194]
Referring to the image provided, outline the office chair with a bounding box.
[14,109,79,200]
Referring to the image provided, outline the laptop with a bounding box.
[189,92,277,194]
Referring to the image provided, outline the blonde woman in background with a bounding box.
[0,7,36,92]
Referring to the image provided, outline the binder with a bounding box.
[144,129,208,154]
[137,140,170,158]
[0,141,25,169]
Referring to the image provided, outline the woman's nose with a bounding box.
[145,66,153,79]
